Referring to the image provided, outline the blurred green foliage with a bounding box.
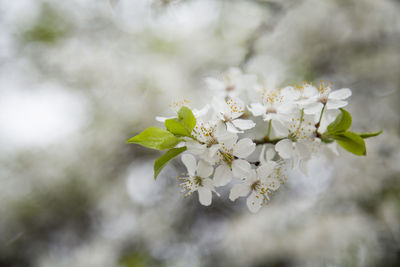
[22,3,71,44]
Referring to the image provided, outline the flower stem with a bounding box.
[315,103,326,133]
[266,119,272,139]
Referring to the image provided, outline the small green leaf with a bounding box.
[320,134,334,143]
[333,132,366,156]
[126,127,181,150]
[358,130,383,139]
[327,108,352,134]
[154,146,187,179]
[165,118,191,137]
[177,106,196,133]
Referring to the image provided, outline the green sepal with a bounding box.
[153,146,187,179]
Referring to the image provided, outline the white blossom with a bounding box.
[229,162,279,213]
[179,154,218,206]
[205,67,258,98]
[146,69,369,212]
[213,134,256,186]
[212,97,255,133]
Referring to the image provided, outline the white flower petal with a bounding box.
[296,142,311,159]
[266,148,276,161]
[304,102,324,115]
[256,162,275,179]
[155,116,175,122]
[248,103,265,116]
[186,140,206,155]
[202,178,215,190]
[246,191,263,213]
[205,77,225,91]
[266,177,280,191]
[329,88,352,100]
[227,97,245,119]
[213,164,232,186]
[275,139,294,159]
[231,119,256,130]
[271,120,289,136]
[326,99,347,109]
[226,121,242,133]
[196,160,213,178]
[303,84,318,98]
[181,154,197,176]
[233,138,256,158]
[232,159,251,178]
[218,132,238,150]
[193,104,210,118]
[198,187,212,206]
[229,183,251,201]
[299,160,309,175]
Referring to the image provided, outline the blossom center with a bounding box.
[221,151,234,166]
[194,176,203,186]
[266,107,277,114]
[251,180,261,191]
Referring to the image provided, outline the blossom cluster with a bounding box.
[128,68,381,213]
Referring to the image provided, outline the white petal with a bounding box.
[226,121,242,133]
[205,77,225,91]
[227,97,245,119]
[198,187,212,206]
[295,142,311,159]
[208,144,221,158]
[193,104,210,118]
[196,160,213,178]
[256,162,275,179]
[155,116,175,122]
[266,177,280,191]
[246,191,263,213]
[326,99,347,109]
[271,120,289,136]
[304,102,324,114]
[202,178,215,190]
[327,142,339,156]
[186,140,206,155]
[299,160,309,175]
[231,119,256,130]
[181,154,197,176]
[233,138,256,158]
[231,159,251,178]
[248,103,265,116]
[275,139,294,159]
[213,164,232,186]
[266,148,276,161]
[329,88,352,100]
[259,145,267,165]
[303,84,318,98]
[229,183,251,201]
[218,132,238,150]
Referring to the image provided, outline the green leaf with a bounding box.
[154,146,187,179]
[327,108,352,134]
[358,130,383,139]
[126,127,181,150]
[164,106,196,137]
[165,118,191,137]
[333,132,366,156]
[177,106,196,133]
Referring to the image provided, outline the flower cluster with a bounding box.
[127,68,382,213]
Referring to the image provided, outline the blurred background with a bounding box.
[0,0,399,266]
